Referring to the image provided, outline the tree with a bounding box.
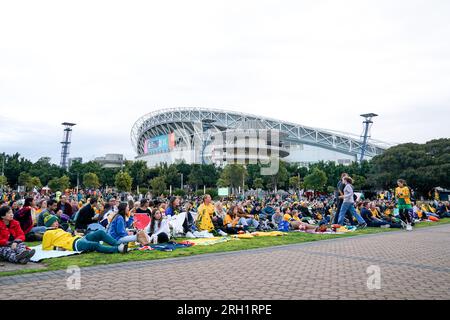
[352,174,366,191]
[289,176,302,190]
[370,139,450,195]
[2,153,33,188]
[28,157,64,186]
[253,177,264,189]
[220,164,247,193]
[59,175,71,191]
[201,164,219,187]
[18,172,32,190]
[158,163,180,189]
[0,175,8,188]
[216,178,227,188]
[263,160,289,191]
[303,168,327,191]
[115,171,133,192]
[127,160,149,189]
[83,172,100,189]
[150,176,167,196]
[28,177,42,190]
[188,164,203,190]
[48,175,70,191]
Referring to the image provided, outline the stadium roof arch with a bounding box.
[131,107,392,159]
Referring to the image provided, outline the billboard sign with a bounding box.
[218,187,229,196]
[144,133,175,154]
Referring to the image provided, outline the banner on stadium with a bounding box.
[144,133,175,154]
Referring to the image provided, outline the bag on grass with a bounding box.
[278,220,290,232]
[137,230,151,245]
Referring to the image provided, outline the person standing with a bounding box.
[337,177,367,228]
[333,173,350,224]
[395,179,413,231]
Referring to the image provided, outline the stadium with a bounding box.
[130,108,392,168]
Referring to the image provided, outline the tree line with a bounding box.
[1,138,448,197]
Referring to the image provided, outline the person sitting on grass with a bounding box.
[436,201,450,218]
[236,204,259,231]
[0,206,36,264]
[270,207,283,229]
[37,199,57,227]
[165,196,180,217]
[14,197,47,241]
[42,215,129,254]
[282,207,294,222]
[145,210,170,244]
[223,206,245,234]
[107,202,136,244]
[195,194,215,232]
[211,202,228,236]
[75,197,100,231]
[359,202,402,228]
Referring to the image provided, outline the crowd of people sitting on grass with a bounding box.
[1,175,449,265]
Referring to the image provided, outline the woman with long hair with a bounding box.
[107,202,136,244]
[165,196,180,217]
[223,205,245,234]
[145,210,170,244]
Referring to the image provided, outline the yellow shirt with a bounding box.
[283,214,293,222]
[223,214,238,227]
[370,208,381,219]
[395,186,411,205]
[42,229,81,251]
[196,203,215,231]
[197,203,215,217]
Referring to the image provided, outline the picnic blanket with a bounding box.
[231,234,254,239]
[178,237,231,246]
[292,230,347,235]
[251,231,286,237]
[29,245,82,262]
[138,241,194,252]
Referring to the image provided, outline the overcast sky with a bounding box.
[1,0,449,163]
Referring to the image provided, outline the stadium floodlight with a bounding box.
[359,113,378,162]
[60,122,76,170]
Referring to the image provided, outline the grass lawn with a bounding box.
[1,218,449,277]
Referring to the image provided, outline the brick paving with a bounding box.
[1,224,449,300]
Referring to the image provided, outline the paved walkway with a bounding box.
[1,224,449,300]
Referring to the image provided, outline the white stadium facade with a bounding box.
[131,108,391,168]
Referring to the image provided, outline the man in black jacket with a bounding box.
[75,197,99,231]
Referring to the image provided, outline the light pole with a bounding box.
[360,113,378,162]
[180,173,183,190]
[1,154,5,176]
